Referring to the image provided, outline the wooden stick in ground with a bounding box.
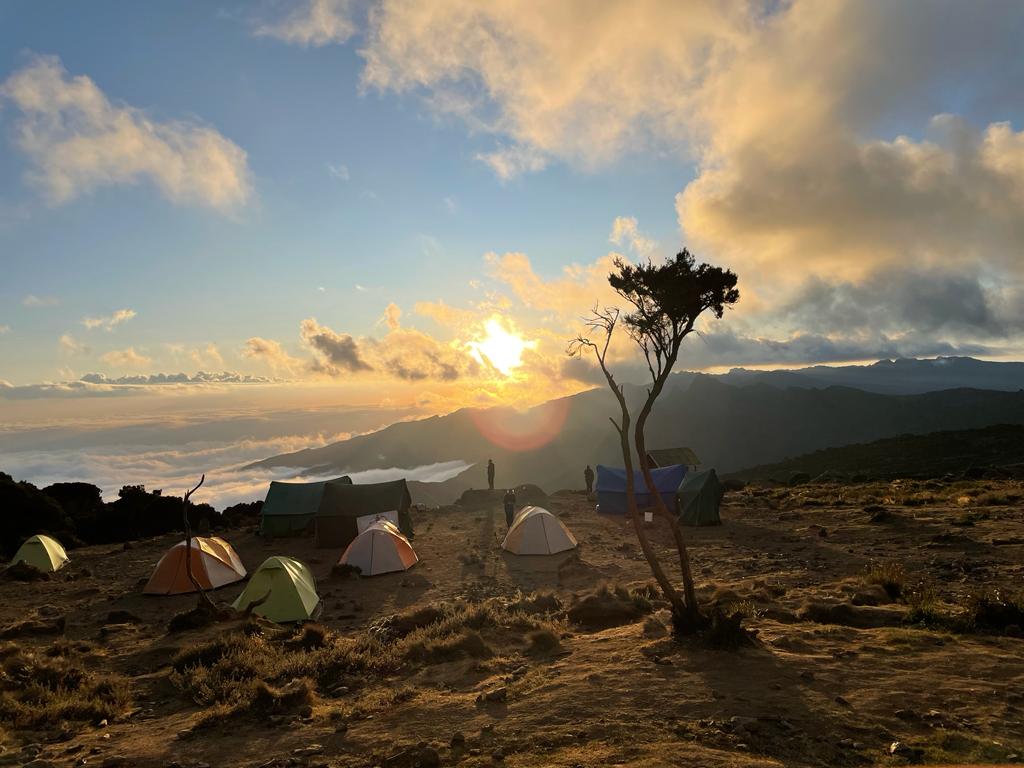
[182,474,216,613]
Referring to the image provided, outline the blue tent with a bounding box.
[595,464,687,514]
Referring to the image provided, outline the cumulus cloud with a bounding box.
[383,302,402,330]
[59,334,89,355]
[80,371,272,385]
[368,328,479,381]
[609,216,657,259]
[300,317,372,375]
[255,0,356,47]
[475,145,547,180]
[80,308,136,331]
[243,337,304,375]
[0,55,251,211]
[101,347,152,368]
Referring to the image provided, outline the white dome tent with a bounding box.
[337,519,418,576]
[501,506,577,556]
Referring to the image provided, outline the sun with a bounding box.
[469,318,534,376]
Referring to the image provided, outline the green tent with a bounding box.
[314,479,413,548]
[231,556,320,623]
[677,469,722,526]
[11,534,69,573]
[259,476,351,537]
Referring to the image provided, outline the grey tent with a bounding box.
[677,469,722,526]
[315,479,413,549]
[647,447,701,471]
[260,476,352,537]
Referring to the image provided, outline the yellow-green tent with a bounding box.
[12,534,69,573]
[231,556,319,623]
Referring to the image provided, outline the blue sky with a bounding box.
[2,0,1023,408]
[0,1,690,388]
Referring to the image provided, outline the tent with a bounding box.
[259,476,351,537]
[144,536,247,595]
[337,520,418,576]
[678,469,723,527]
[595,464,687,514]
[11,534,69,573]
[646,447,701,471]
[231,556,320,623]
[314,479,413,549]
[501,506,577,555]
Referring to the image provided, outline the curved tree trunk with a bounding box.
[182,475,216,613]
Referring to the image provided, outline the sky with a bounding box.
[2,0,1024,502]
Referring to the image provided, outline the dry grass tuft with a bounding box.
[0,644,130,728]
[864,561,905,600]
[567,584,653,629]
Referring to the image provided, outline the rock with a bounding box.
[895,709,917,720]
[292,745,324,757]
[796,601,905,629]
[851,584,893,606]
[835,696,852,708]
[889,741,924,762]
[450,732,466,748]
[476,687,507,705]
[799,670,815,681]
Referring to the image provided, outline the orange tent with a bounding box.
[144,536,247,595]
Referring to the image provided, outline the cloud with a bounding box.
[59,334,89,355]
[443,196,457,213]
[475,145,547,180]
[80,308,136,331]
[0,55,251,211]
[355,283,369,292]
[191,343,225,369]
[243,337,303,375]
[300,317,372,374]
[101,347,152,368]
[368,328,479,382]
[0,325,10,334]
[23,294,59,307]
[0,371,277,400]
[383,302,402,330]
[361,0,747,171]
[609,216,657,259]
[255,0,356,47]
[327,162,350,181]
[485,251,623,319]
[80,371,273,385]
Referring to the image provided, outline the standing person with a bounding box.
[487,458,495,490]
[503,488,516,529]
[584,464,595,494]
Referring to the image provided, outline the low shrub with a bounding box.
[864,561,905,600]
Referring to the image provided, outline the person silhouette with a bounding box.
[584,464,594,494]
[487,458,495,490]
[503,488,516,529]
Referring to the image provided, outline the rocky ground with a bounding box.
[1,480,1023,767]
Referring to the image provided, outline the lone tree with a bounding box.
[570,249,739,633]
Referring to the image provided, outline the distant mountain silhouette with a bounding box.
[251,357,1024,503]
[711,356,1024,394]
[728,424,1024,482]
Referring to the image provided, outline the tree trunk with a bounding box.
[633,371,701,625]
[608,384,686,617]
[182,475,216,613]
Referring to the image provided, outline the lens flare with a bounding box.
[470,397,570,452]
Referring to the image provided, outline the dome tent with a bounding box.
[337,520,418,576]
[595,464,686,514]
[501,506,577,556]
[11,534,69,573]
[144,536,247,595]
[231,556,320,623]
[677,469,723,527]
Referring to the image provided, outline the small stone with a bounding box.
[450,732,466,748]
[835,695,852,708]
[476,686,507,704]
[292,745,324,757]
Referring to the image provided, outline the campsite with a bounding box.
[1,474,1022,767]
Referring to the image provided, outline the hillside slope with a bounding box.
[254,377,1024,497]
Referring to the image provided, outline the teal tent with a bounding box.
[260,477,351,537]
[677,469,722,526]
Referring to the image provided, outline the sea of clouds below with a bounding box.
[0,432,472,510]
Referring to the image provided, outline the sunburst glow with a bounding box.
[469,318,534,376]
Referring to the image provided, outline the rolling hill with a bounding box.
[252,358,1024,502]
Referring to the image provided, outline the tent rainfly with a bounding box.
[231,556,320,623]
[678,469,723,527]
[314,479,413,549]
[144,536,247,595]
[337,520,418,576]
[595,464,687,514]
[501,506,577,556]
[11,534,69,573]
[646,447,701,471]
[259,476,352,537]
